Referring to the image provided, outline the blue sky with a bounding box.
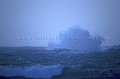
[0,0,120,46]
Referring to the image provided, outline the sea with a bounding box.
[0,47,120,79]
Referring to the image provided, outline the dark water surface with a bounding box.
[0,47,120,79]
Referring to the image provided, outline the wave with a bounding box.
[0,64,63,79]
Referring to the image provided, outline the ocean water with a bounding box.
[0,47,120,79]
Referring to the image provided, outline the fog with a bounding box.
[48,26,104,52]
[0,0,120,46]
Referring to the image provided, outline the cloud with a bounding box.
[48,26,104,52]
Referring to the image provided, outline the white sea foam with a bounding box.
[0,64,62,79]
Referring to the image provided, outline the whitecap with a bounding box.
[0,64,63,79]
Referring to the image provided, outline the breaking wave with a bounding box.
[0,64,63,79]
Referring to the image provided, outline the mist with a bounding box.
[48,26,104,52]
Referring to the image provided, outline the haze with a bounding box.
[0,0,120,46]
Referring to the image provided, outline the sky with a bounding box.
[0,0,120,46]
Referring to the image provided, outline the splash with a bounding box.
[48,26,104,52]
